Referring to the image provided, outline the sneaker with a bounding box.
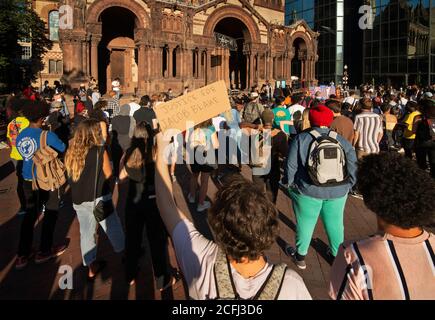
[285,245,307,270]
[187,193,196,204]
[35,244,68,264]
[51,244,68,258]
[171,174,177,183]
[197,201,211,212]
[158,270,182,292]
[15,256,29,270]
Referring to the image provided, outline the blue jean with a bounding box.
[73,195,125,266]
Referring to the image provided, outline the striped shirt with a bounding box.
[354,111,383,154]
[329,231,435,300]
[106,97,120,119]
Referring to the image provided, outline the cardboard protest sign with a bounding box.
[154,81,231,132]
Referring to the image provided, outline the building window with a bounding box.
[49,59,63,74]
[21,46,31,60]
[172,48,177,77]
[162,46,168,78]
[49,10,59,41]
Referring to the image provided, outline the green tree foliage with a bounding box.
[0,0,52,92]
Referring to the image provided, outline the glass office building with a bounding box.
[363,0,435,87]
[285,0,363,86]
[285,0,315,28]
[286,0,434,87]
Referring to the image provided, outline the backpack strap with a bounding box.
[93,147,101,210]
[40,130,48,150]
[213,249,238,300]
[32,131,48,191]
[31,162,38,191]
[309,129,322,139]
[328,130,338,140]
[254,263,288,300]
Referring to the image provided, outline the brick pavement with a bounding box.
[0,147,379,300]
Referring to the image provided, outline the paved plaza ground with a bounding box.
[0,146,379,300]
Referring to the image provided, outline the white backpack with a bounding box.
[307,130,349,186]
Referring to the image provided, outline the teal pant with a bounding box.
[290,189,347,257]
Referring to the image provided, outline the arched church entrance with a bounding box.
[213,17,251,90]
[98,7,138,94]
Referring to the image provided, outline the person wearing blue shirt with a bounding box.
[284,105,357,270]
[14,99,67,270]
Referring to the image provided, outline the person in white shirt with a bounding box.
[288,94,305,118]
[91,87,101,107]
[155,133,312,300]
[112,78,121,99]
[343,91,358,107]
[128,97,141,117]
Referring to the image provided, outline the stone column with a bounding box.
[157,46,163,79]
[124,48,132,93]
[90,35,101,81]
[288,49,295,86]
[254,54,258,84]
[181,48,186,80]
[81,40,88,78]
[225,49,230,88]
[177,47,182,79]
[137,43,147,95]
[264,53,267,80]
[207,50,212,84]
[195,50,201,78]
[219,48,224,81]
[245,53,250,90]
[168,46,173,78]
[269,54,274,82]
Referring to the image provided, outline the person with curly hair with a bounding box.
[155,132,311,300]
[65,120,125,280]
[329,152,435,300]
[15,99,67,270]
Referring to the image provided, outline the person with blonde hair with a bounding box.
[294,108,311,134]
[65,119,125,280]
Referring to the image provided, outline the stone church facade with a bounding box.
[34,0,318,94]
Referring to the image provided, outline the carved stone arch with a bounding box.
[289,31,315,54]
[40,3,59,23]
[202,5,261,43]
[176,16,182,31]
[162,13,168,30]
[86,0,150,29]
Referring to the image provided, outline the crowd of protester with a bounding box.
[3,78,435,300]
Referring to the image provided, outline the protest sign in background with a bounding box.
[154,81,231,132]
